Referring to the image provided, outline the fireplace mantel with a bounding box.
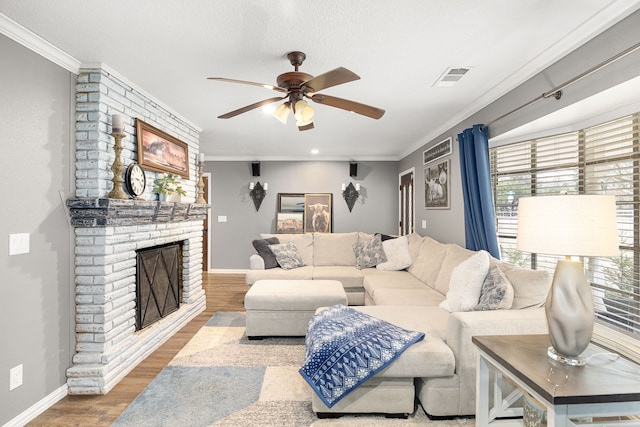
[67,198,208,227]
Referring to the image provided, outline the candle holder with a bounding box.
[108,132,128,199]
[196,161,206,204]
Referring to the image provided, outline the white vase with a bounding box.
[158,193,168,202]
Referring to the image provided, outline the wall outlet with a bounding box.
[9,364,23,391]
[217,216,227,223]
[421,219,427,229]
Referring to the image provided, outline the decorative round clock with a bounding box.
[125,163,146,198]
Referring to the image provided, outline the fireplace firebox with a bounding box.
[136,242,182,330]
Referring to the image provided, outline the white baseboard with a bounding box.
[3,384,67,427]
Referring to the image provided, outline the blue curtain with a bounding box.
[458,125,500,259]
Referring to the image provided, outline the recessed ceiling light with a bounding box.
[311,149,319,155]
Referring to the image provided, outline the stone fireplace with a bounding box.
[66,65,207,394]
[66,199,207,394]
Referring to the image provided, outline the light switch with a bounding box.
[9,233,30,255]
[217,216,227,223]
[421,220,427,229]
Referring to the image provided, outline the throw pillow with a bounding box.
[376,233,397,241]
[269,241,305,270]
[474,265,515,311]
[377,235,412,271]
[353,234,387,270]
[252,237,280,269]
[439,250,490,312]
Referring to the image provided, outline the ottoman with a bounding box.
[244,279,347,338]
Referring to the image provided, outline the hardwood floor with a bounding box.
[27,273,248,427]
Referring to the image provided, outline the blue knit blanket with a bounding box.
[298,304,425,408]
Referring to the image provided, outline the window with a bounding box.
[490,113,640,339]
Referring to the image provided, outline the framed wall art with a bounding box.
[304,193,332,233]
[425,159,449,209]
[136,119,189,178]
[278,193,305,213]
[276,212,304,234]
[423,137,452,165]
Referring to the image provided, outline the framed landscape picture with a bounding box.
[136,119,189,178]
[304,193,332,233]
[425,159,450,209]
[276,212,304,234]
[278,193,305,213]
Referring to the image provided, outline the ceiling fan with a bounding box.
[208,51,385,131]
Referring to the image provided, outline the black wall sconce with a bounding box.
[249,181,268,211]
[342,182,360,212]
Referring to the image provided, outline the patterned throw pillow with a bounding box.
[269,241,305,270]
[252,237,280,269]
[353,234,387,270]
[474,265,515,311]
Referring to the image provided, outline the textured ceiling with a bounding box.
[1,0,639,160]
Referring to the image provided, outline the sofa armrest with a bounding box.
[249,254,265,270]
[445,308,548,415]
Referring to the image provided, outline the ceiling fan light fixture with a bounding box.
[294,99,314,123]
[273,102,291,124]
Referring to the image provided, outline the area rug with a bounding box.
[113,312,474,426]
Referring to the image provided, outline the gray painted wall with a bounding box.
[205,161,399,269]
[0,35,74,424]
[400,9,640,250]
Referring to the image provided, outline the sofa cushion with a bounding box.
[314,232,359,266]
[406,233,425,268]
[439,250,490,312]
[377,235,411,271]
[474,264,514,311]
[409,236,449,288]
[246,266,314,285]
[252,237,280,269]
[353,233,387,269]
[363,270,427,302]
[371,287,445,306]
[497,261,552,309]
[270,241,305,270]
[262,233,314,266]
[434,244,476,295]
[312,266,365,289]
[348,306,455,378]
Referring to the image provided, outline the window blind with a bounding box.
[490,113,640,338]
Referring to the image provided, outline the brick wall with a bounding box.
[67,66,206,394]
[74,66,200,199]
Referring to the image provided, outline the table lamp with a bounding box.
[516,195,618,366]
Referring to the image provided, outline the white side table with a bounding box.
[473,334,640,427]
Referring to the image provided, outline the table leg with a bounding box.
[476,352,491,426]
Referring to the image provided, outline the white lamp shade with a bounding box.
[273,102,291,124]
[516,195,618,257]
[294,100,314,123]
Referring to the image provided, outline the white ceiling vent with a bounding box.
[433,67,471,88]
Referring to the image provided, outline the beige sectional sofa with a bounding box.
[247,232,552,417]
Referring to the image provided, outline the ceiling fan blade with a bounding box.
[218,96,287,119]
[302,67,360,93]
[207,77,287,93]
[308,94,385,119]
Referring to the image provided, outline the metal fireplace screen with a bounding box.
[136,242,182,331]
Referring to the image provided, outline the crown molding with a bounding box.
[0,13,81,73]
